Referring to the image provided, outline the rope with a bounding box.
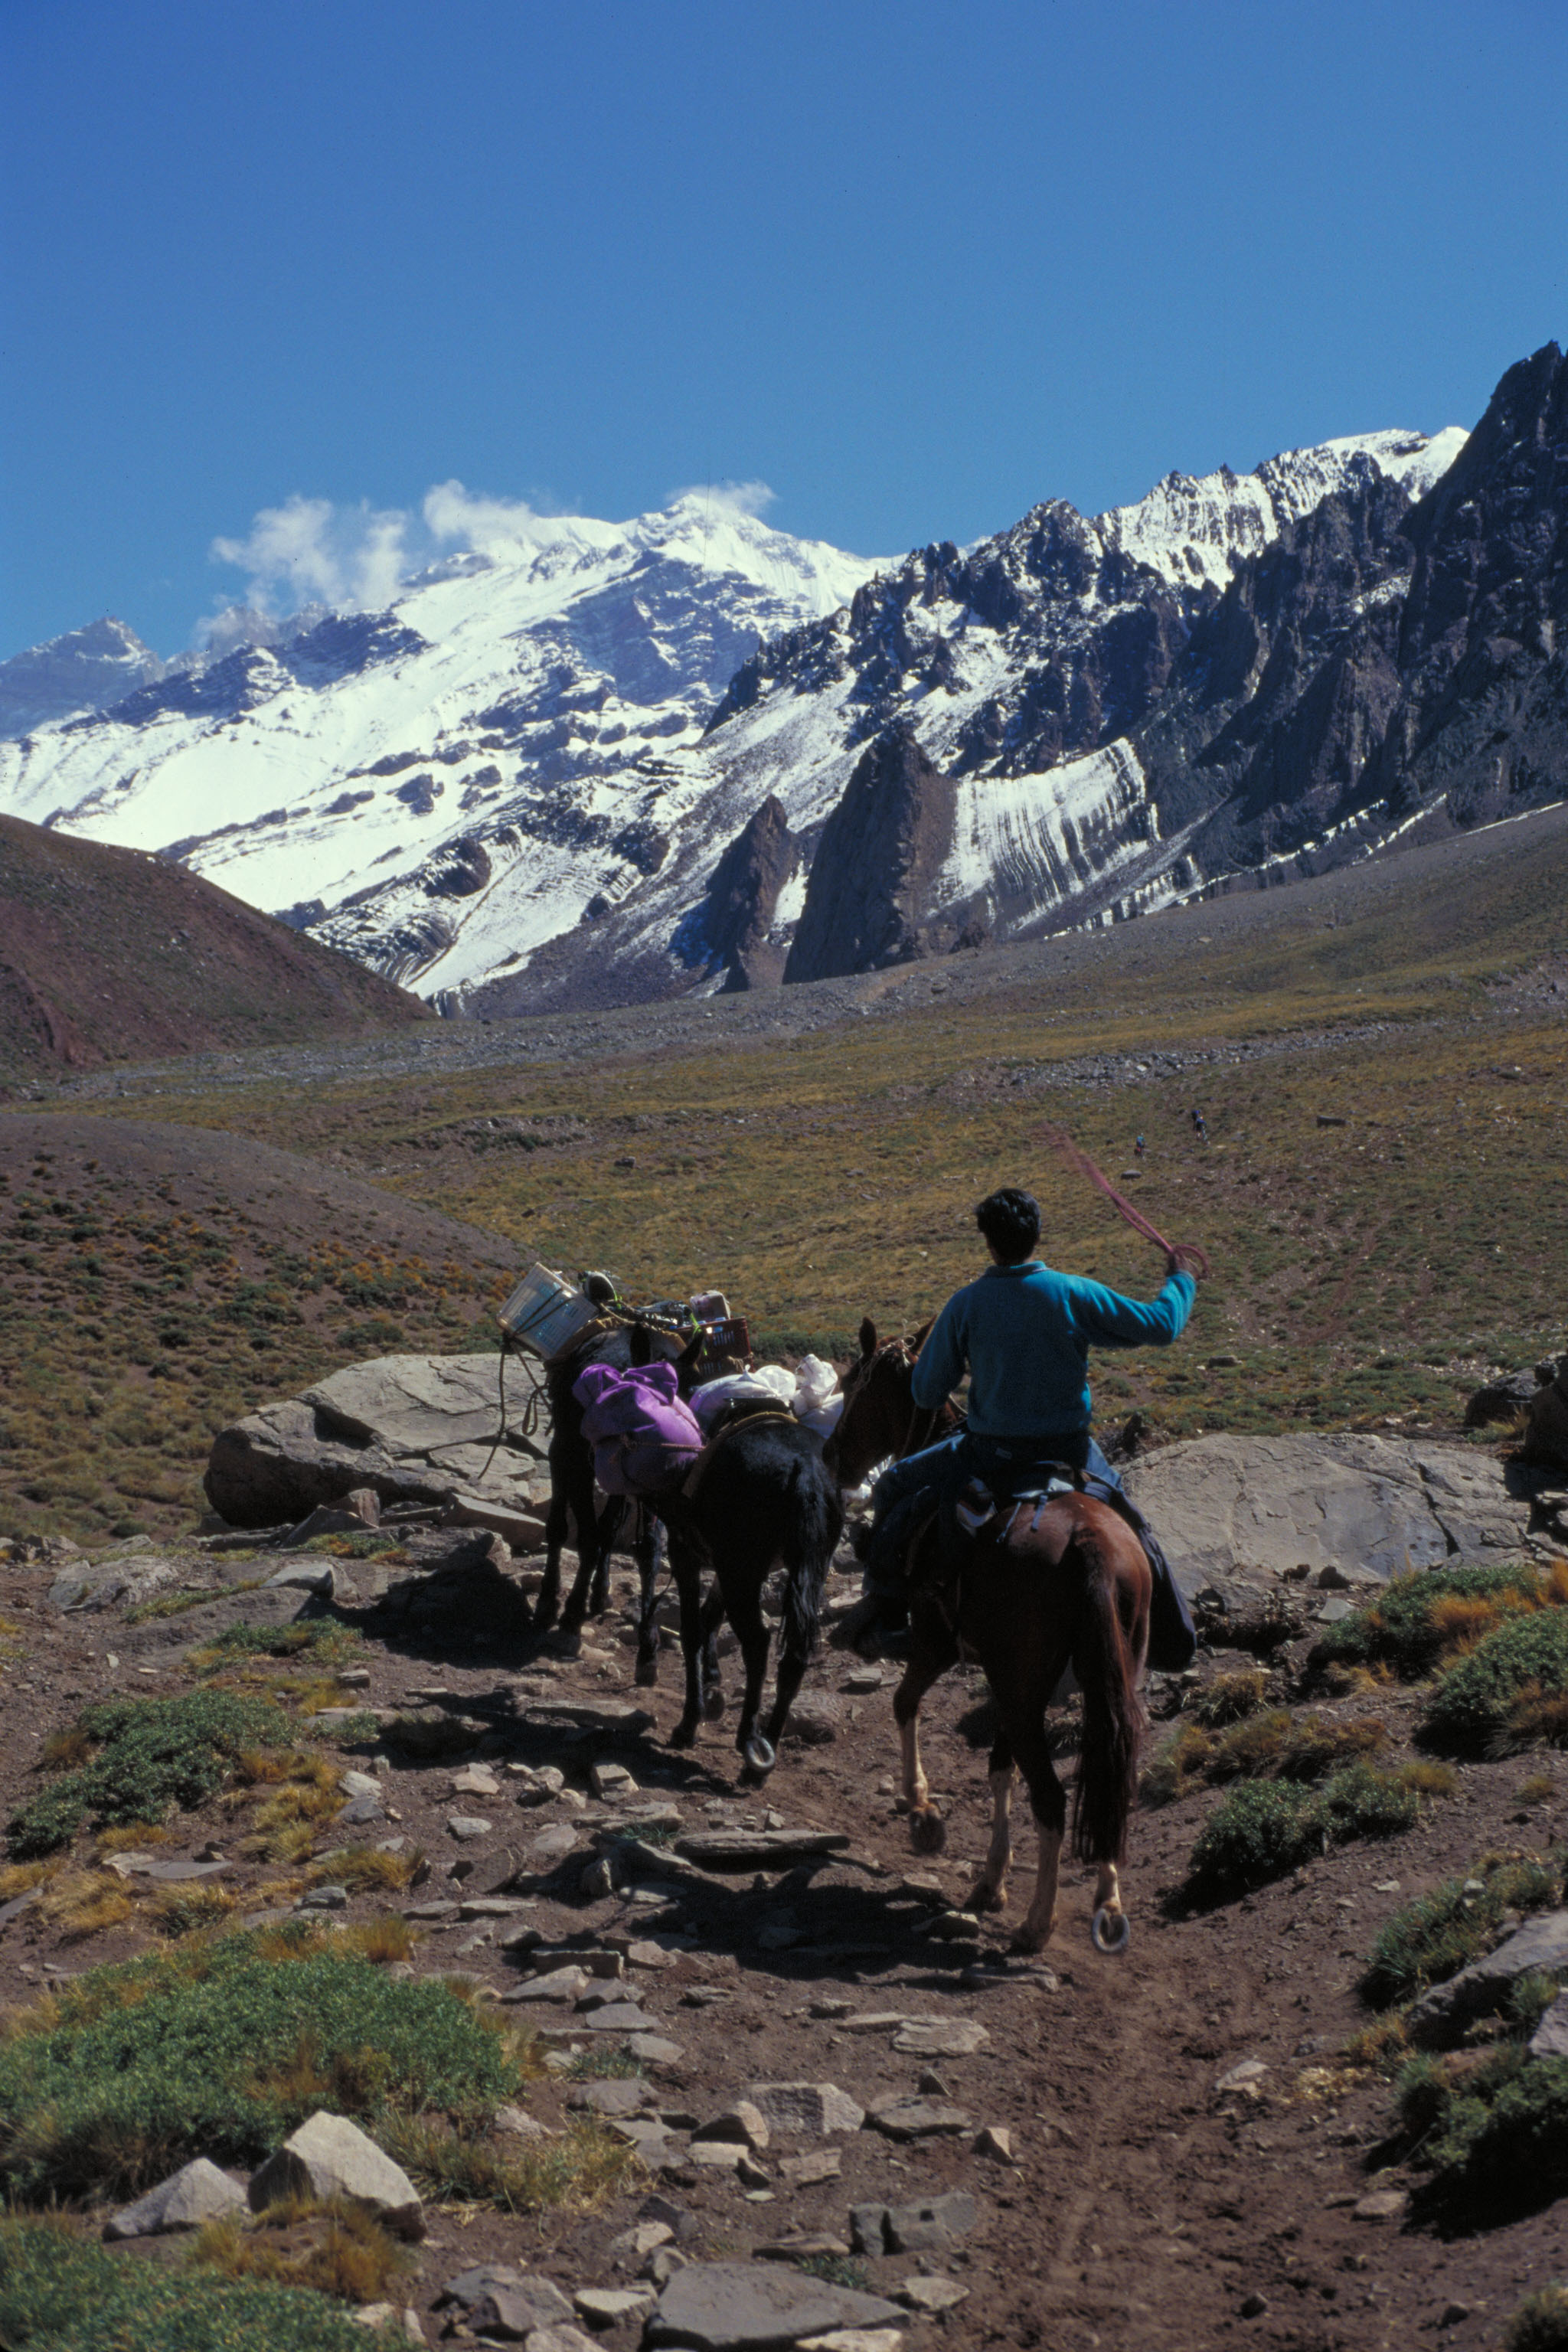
[475,1338,548,1488]
[1034,1122,1210,1280]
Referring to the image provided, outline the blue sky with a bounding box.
[3,0,1565,658]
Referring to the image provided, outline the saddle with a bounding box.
[678,1400,798,1505]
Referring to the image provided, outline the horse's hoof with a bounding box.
[909,1806,946,1855]
[965,1880,1008,1915]
[668,1720,698,1750]
[742,1734,776,1776]
[1090,1905,1132,1957]
[1009,1925,1050,1955]
[533,1600,559,1635]
[634,1655,660,1689]
[703,1686,727,1723]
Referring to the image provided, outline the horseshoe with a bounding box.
[1090,1904,1132,1957]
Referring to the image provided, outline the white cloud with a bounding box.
[209,494,412,619]
[201,472,778,642]
[666,478,777,518]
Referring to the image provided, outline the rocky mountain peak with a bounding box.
[782,724,959,983]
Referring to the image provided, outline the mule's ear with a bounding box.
[910,1319,934,1353]
[858,1317,877,1360]
[629,1319,652,1367]
[677,1325,705,1374]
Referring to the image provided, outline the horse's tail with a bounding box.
[1069,1527,1145,1867]
[782,1459,844,1660]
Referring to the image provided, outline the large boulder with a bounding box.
[205,1353,549,1532]
[1122,1432,1539,1600]
[248,2111,424,2238]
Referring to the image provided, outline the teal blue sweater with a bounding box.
[910,1259,1195,1437]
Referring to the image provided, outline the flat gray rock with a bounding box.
[866,2097,972,2141]
[1124,1432,1535,1591]
[304,1354,527,1455]
[646,2259,903,2350]
[105,2158,247,2239]
[748,2082,864,2136]
[848,2190,975,2255]
[891,2019,989,2058]
[437,2263,574,2336]
[675,1830,852,1871]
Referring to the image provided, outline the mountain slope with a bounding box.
[0,813,426,1083]
[0,501,878,998]
[0,618,166,738]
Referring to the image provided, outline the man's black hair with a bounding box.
[975,1187,1040,1264]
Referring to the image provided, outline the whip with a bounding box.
[1034,1122,1210,1280]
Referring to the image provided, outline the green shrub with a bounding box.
[1508,2281,1568,2352]
[1397,2047,1568,2218]
[1362,1855,1562,2008]
[0,2218,402,2350]
[1148,1705,1396,1812]
[1421,1612,1568,1754]
[0,1929,514,2200]
[1314,1561,1564,1681]
[8,1693,289,1857]
[1189,1764,1419,1898]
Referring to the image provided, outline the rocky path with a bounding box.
[3,1514,1565,2350]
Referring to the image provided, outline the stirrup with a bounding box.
[954,1478,995,1536]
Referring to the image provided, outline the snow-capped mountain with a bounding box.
[0,616,167,738]
[0,498,878,993]
[11,353,1560,1022]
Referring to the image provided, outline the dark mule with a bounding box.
[536,1319,688,1655]
[827,1314,1149,1952]
[660,1407,844,1776]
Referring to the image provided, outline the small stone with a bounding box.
[507,2327,596,2352]
[808,1998,852,2020]
[436,2264,573,2333]
[502,1966,590,2004]
[493,2105,552,2139]
[446,1815,493,1841]
[574,2285,655,2325]
[916,2071,948,2097]
[974,2124,1014,2161]
[899,2276,969,2314]
[884,2191,976,2254]
[404,1900,460,1921]
[693,2100,770,2151]
[1353,2188,1407,2221]
[1439,2302,1472,2328]
[689,2139,748,2170]
[342,1770,381,1799]
[459,1896,531,1920]
[841,2011,913,2034]
[1214,2058,1269,2096]
[748,2082,865,2137]
[1240,2292,1269,2319]
[737,2153,771,2188]
[629,2034,685,2066]
[629,1939,677,1969]
[105,2158,247,2239]
[349,2305,423,2342]
[450,1765,501,1798]
[844,1667,884,1692]
[299,1883,349,1910]
[571,2079,650,2118]
[924,1910,981,1942]
[892,2018,989,2058]
[577,2000,652,2033]
[580,1858,616,1900]
[590,1761,637,1798]
[781,2148,842,2189]
[1530,1990,1568,2057]
[576,1981,641,2012]
[530,1824,580,1866]
[866,2097,972,2141]
[608,2220,673,2259]
[340,1796,386,1826]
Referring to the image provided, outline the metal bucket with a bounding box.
[497,1263,602,1359]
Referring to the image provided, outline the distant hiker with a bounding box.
[1191,1107,1207,1142]
[854,1185,1198,1666]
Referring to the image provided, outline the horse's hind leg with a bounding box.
[697,1585,727,1720]
[987,1661,1069,1953]
[966,1736,1016,1916]
[535,1452,573,1633]
[587,1496,624,1618]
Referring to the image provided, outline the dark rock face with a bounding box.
[683,795,799,990]
[1365,341,1568,829]
[425,835,492,899]
[783,724,957,982]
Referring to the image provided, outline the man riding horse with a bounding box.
[855,1184,1198,1670]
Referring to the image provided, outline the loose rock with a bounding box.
[748,2082,865,2136]
[645,2260,904,2350]
[104,2158,247,2239]
[250,2111,423,2239]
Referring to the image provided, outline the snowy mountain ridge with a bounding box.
[0,423,1475,1011]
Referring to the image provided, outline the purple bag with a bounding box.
[573,1361,704,1498]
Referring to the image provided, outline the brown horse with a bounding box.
[828,1316,1150,1954]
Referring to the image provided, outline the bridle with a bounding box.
[836,1331,952,1474]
